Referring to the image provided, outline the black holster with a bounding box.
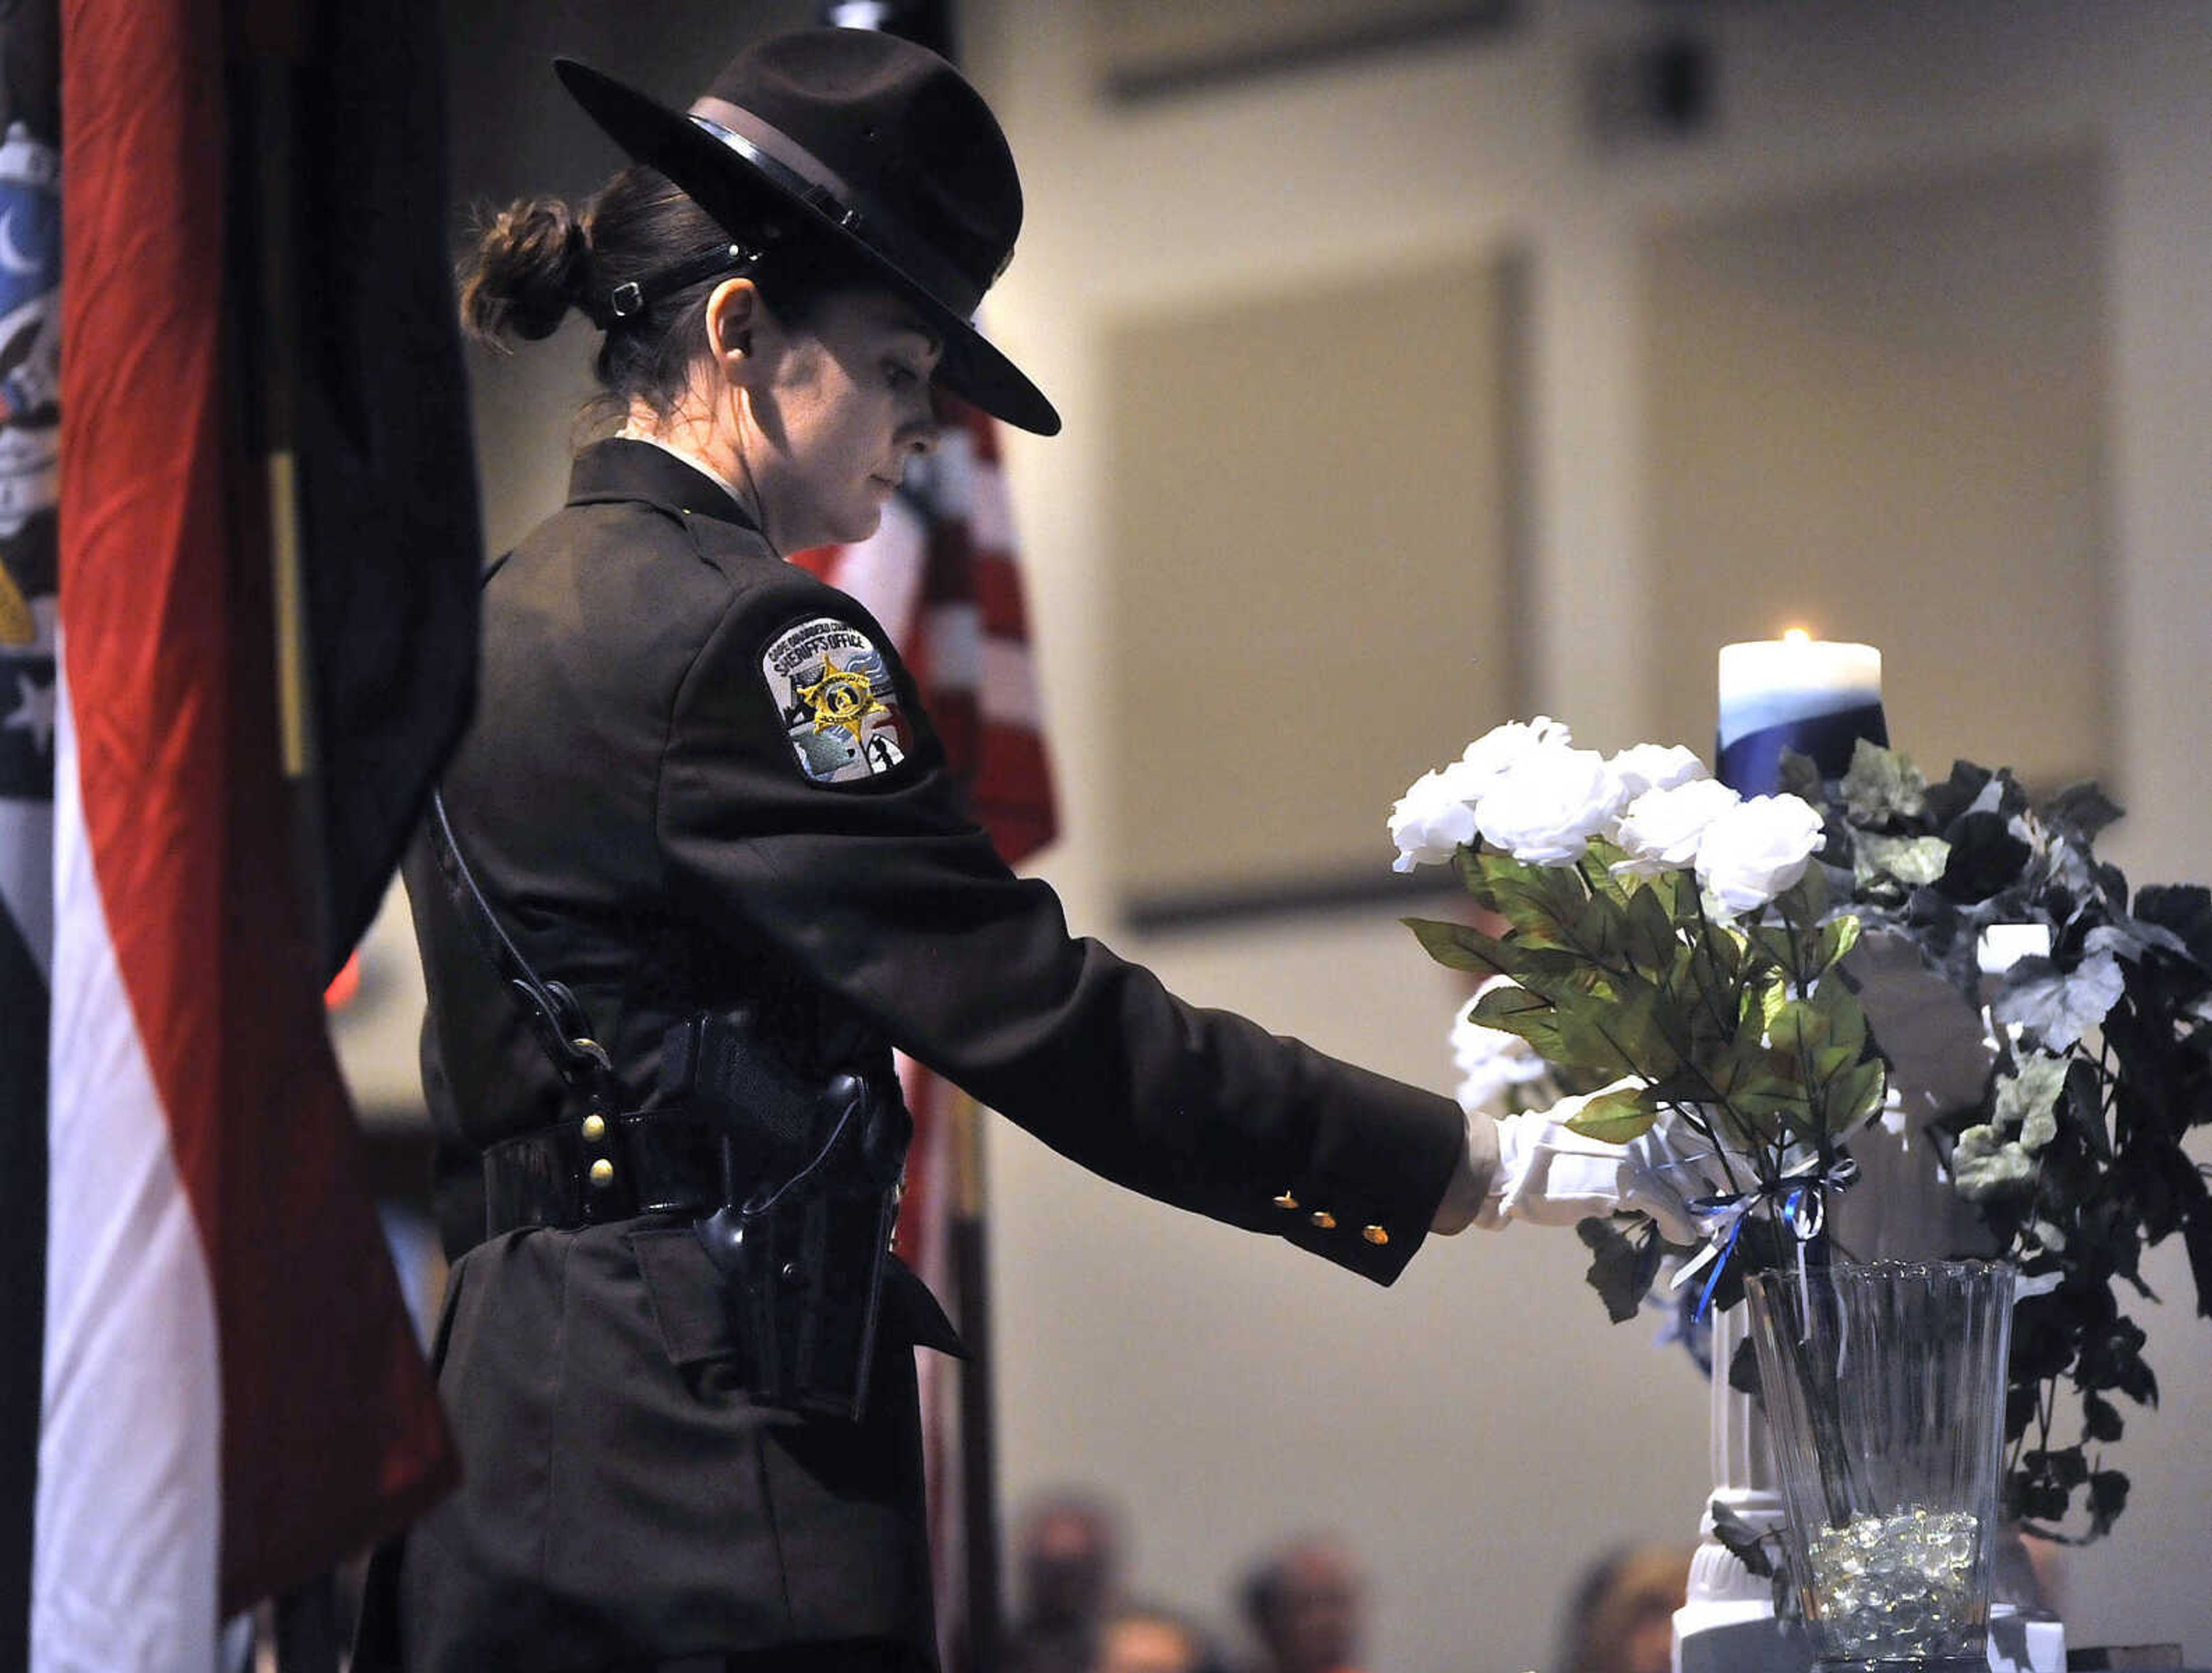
[663,1010,910,1422]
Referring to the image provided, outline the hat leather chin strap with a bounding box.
[688,96,993,317]
[603,241,758,324]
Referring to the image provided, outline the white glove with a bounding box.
[1478,1079,1734,1244]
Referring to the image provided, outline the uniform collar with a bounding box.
[566,438,759,530]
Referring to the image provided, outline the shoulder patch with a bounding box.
[762,615,915,785]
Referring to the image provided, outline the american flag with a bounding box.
[793,388,1058,1665]
[14,0,472,1663]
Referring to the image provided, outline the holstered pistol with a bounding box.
[662,1009,910,1421]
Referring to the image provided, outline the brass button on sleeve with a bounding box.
[581,1113,608,1144]
[588,1158,616,1189]
[1363,1224,1389,1246]
[1309,1210,1336,1231]
[1272,1191,1299,1211]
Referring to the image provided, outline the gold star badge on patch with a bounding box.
[797,652,887,749]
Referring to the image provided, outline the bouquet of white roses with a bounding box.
[1392,717,1888,1317]
[1399,716,2212,1542]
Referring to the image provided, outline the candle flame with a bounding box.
[1782,626,1813,644]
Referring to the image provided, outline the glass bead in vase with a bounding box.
[1745,1259,2015,1673]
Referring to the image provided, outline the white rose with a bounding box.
[1612,777,1742,876]
[1695,792,1827,916]
[1474,747,1630,867]
[1388,762,1483,872]
[1450,982,1554,1116]
[1458,715,1573,787]
[1604,742,1709,802]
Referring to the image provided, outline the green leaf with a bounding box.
[1822,1058,1888,1133]
[2081,1390,2124,1444]
[1572,889,1633,972]
[1741,971,1788,1039]
[1856,831,1952,889]
[1726,1334,1763,1399]
[1581,838,1639,905]
[1543,977,1684,1081]
[1451,843,1497,908]
[2135,882,2212,966]
[1953,1122,2038,1200]
[1699,923,1748,985]
[1474,848,1589,949]
[1604,982,1683,1078]
[1639,866,1688,921]
[1577,1214,1665,1323]
[1940,811,2035,904]
[1623,882,1685,976]
[1775,861,1832,927]
[1924,758,1995,828]
[1809,1042,1861,1080]
[1402,915,1514,976]
[1644,1067,1717,1113]
[1709,1497,1777,1579]
[1469,981,1569,1059]
[1748,925,1800,980]
[1727,1068,1814,1125]
[1768,998,1832,1057]
[2024,1446,2090,1491]
[2041,780,2125,845]
[1806,978,1869,1059]
[1994,1053,2070,1154]
[1809,913,1863,974]
[1840,739,1929,825]
[2088,1469,2131,1536]
[1563,1085,1657,1145]
[1990,950,2125,1053]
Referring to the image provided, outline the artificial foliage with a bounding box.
[1791,741,2212,1542]
[1407,841,1881,1314]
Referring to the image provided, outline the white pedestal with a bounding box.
[1673,1302,1805,1673]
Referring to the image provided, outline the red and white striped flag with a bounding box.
[794,388,1058,1661]
[795,393,1056,865]
[30,0,461,1663]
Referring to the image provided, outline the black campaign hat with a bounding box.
[556,28,1060,436]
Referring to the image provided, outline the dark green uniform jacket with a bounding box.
[371,439,1465,1671]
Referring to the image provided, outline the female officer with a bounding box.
[367,25,1702,1673]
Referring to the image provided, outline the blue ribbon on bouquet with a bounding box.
[1670,1150,1862,1321]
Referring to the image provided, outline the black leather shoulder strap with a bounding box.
[424,785,617,1104]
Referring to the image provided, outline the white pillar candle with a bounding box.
[1716,633,1883,753]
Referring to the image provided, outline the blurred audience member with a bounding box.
[1096,1602,1227,1673]
[1007,1489,1124,1673]
[1556,1544,1693,1673]
[1238,1536,1369,1673]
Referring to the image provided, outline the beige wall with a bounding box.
[1104,253,1520,908]
[1644,149,2112,791]
[334,3,2212,1667]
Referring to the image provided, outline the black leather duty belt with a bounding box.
[482,1108,723,1236]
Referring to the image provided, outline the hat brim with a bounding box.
[556,58,1060,438]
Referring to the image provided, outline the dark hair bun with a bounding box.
[459,198,594,346]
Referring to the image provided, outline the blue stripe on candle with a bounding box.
[1716,688,1883,750]
[1716,701,1889,795]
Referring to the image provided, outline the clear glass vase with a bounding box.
[1744,1258,2015,1673]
